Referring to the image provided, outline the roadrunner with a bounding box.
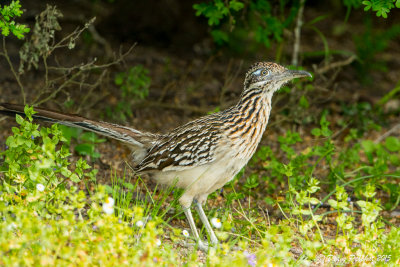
[0,62,311,251]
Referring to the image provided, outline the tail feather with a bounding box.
[0,103,158,153]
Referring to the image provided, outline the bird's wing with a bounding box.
[135,115,223,173]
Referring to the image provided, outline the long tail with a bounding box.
[0,103,158,153]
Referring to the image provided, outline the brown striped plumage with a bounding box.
[0,61,311,251]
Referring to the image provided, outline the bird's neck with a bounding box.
[235,87,272,130]
[237,87,274,107]
[223,87,272,158]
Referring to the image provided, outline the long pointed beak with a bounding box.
[285,69,312,79]
[270,69,312,83]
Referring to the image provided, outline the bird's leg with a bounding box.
[183,207,208,252]
[194,201,219,245]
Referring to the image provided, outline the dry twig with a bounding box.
[1,37,26,104]
[315,55,357,75]
[374,123,400,143]
[292,0,306,66]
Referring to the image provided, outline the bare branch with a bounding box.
[375,123,400,144]
[33,44,136,106]
[2,37,26,104]
[292,0,306,66]
[50,17,96,53]
[315,55,357,75]
[34,70,84,106]
[77,69,108,113]
[48,44,136,73]
[88,23,113,60]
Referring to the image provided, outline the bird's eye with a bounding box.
[261,69,270,76]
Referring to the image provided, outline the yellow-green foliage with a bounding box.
[0,185,172,266]
[1,107,400,266]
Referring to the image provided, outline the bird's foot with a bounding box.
[199,239,220,252]
[184,239,208,252]
[198,240,209,252]
[184,239,218,252]
[210,236,219,246]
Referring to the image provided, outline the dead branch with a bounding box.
[77,69,108,113]
[315,55,357,75]
[1,37,26,104]
[88,24,113,60]
[374,123,400,143]
[292,0,306,66]
[50,17,96,53]
[34,44,136,106]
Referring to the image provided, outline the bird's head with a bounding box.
[244,62,312,94]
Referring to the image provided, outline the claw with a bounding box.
[197,239,219,252]
[210,237,219,246]
[198,240,209,252]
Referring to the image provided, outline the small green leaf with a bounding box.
[211,29,229,45]
[70,173,80,182]
[264,196,275,205]
[61,167,72,177]
[15,114,24,124]
[328,199,338,209]
[299,95,309,109]
[384,136,400,152]
[361,140,375,154]
[75,143,94,156]
[307,197,320,205]
[114,73,124,85]
[311,128,321,137]
[229,0,244,11]
[321,127,332,137]
[357,200,367,208]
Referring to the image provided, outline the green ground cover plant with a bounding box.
[1,106,399,265]
[59,125,106,161]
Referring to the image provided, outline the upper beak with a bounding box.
[284,69,312,79]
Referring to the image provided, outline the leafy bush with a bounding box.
[193,0,298,50]
[246,113,400,264]
[115,65,151,100]
[106,65,151,121]
[59,125,106,161]
[193,0,244,45]
[0,107,175,265]
[354,18,400,82]
[193,0,400,68]
[0,0,30,39]
[0,106,97,191]
[253,111,400,210]
[0,183,171,266]
[1,108,399,265]
[361,0,400,18]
